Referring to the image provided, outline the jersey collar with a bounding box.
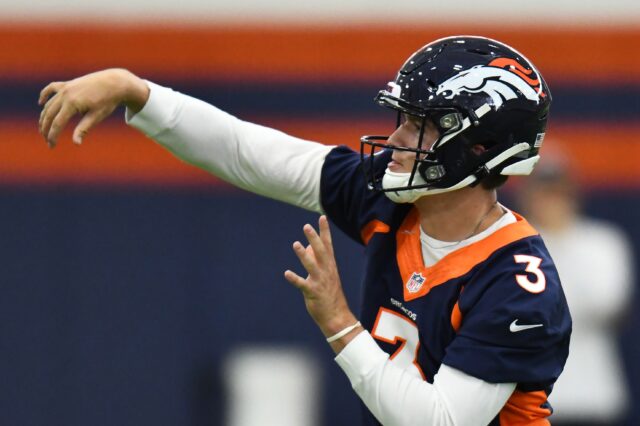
[397,208,538,301]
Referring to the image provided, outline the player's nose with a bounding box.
[387,123,411,149]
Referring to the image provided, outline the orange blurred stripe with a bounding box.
[0,119,216,186]
[1,24,639,83]
[1,118,638,188]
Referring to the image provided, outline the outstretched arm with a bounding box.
[38,70,332,212]
[285,217,516,426]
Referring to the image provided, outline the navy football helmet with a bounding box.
[361,35,551,203]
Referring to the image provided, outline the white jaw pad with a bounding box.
[382,169,477,203]
[501,155,540,176]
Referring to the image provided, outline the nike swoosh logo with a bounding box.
[509,319,544,333]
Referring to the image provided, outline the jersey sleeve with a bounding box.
[443,237,572,387]
[126,81,333,213]
[320,146,393,244]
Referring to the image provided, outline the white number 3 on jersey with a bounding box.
[513,254,546,293]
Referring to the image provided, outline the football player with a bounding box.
[39,36,571,425]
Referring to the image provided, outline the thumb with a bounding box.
[72,107,112,145]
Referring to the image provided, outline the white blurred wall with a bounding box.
[1,0,639,24]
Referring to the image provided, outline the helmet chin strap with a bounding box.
[382,171,476,203]
[382,142,532,204]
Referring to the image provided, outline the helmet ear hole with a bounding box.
[471,144,487,155]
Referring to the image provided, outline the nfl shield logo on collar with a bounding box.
[406,272,425,294]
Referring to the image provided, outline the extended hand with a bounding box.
[38,68,149,148]
[284,216,361,351]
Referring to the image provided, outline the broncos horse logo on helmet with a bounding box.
[436,60,545,110]
[361,36,552,203]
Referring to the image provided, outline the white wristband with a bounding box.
[326,321,362,343]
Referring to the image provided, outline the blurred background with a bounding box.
[0,1,639,425]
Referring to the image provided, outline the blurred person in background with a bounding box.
[38,36,572,425]
[517,155,633,426]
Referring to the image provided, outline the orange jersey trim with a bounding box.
[360,219,391,245]
[450,301,463,332]
[397,209,538,302]
[499,390,552,425]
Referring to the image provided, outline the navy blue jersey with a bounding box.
[320,146,571,426]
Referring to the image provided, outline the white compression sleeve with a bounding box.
[126,81,333,213]
[335,332,516,426]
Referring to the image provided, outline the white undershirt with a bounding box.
[127,81,518,426]
[421,209,517,267]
